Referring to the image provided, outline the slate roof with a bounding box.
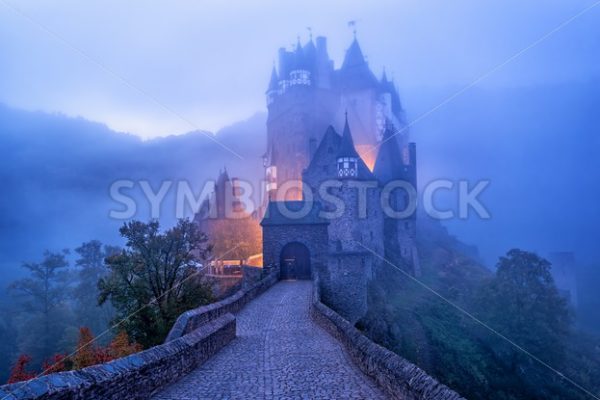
[337,115,360,159]
[304,125,341,174]
[266,65,279,93]
[373,121,410,184]
[338,38,379,90]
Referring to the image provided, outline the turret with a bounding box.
[314,36,332,89]
[373,120,409,184]
[289,37,311,87]
[339,37,378,90]
[336,113,359,178]
[379,70,403,119]
[266,65,279,106]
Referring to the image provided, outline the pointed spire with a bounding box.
[266,63,278,93]
[218,166,230,184]
[303,34,317,61]
[294,36,307,70]
[339,37,378,89]
[341,37,366,70]
[374,119,407,183]
[338,111,359,159]
[381,68,388,83]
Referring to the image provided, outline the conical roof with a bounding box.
[339,38,378,89]
[294,37,307,70]
[337,113,359,159]
[374,120,409,183]
[266,65,278,93]
[341,38,366,70]
[305,125,341,173]
[381,68,389,84]
[217,167,230,185]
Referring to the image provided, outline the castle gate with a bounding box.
[261,201,329,280]
[279,242,311,280]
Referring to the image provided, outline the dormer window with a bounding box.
[337,156,358,177]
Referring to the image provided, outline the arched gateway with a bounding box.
[261,201,329,280]
[280,242,311,280]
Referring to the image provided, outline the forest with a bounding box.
[0,219,214,383]
[360,218,600,400]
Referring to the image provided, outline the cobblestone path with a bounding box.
[152,280,386,400]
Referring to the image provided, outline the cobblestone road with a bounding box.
[152,280,386,400]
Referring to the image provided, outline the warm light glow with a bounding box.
[246,253,263,267]
[356,144,377,171]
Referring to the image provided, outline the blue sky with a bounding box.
[0,0,599,138]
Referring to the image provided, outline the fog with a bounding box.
[1,2,600,393]
[1,1,599,136]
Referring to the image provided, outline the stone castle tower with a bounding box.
[261,33,420,323]
[263,35,407,201]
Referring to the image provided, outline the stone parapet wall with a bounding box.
[0,266,280,400]
[311,276,465,400]
[0,314,236,400]
[166,266,279,341]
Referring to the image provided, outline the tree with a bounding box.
[42,354,68,375]
[7,355,35,384]
[478,249,572,397]
[9,250,73,366]
[99,219,213,347]
[73,241,119,336]
[108,331,142,359]
[72,327,98,369]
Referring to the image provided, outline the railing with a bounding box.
[0,265,280,400]
[166,264,279,341]
[0,314,236,400]
[311,274,465,400]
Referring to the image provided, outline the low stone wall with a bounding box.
[0,266,279,400]
[0,314,236,400]
[166,265,279,341]
[311,277,465,400]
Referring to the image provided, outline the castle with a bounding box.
[263,34,408,198]
[195,34,419,322]
[259,34,419,323]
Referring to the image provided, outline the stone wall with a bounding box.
[262,223,329,277]
[166,265,279,341]
[311,276,465,400]
[0,267,280,400]
[0,314,235,400]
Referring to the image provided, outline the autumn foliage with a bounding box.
[7,327,142,384]
[42,354,69,375]
[7,355,35,384]
[72,327,98,369]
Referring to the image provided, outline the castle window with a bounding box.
[328,147,333,154]
[289,70,311,86]
[337,157,358,178]
[405,221,410,230]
